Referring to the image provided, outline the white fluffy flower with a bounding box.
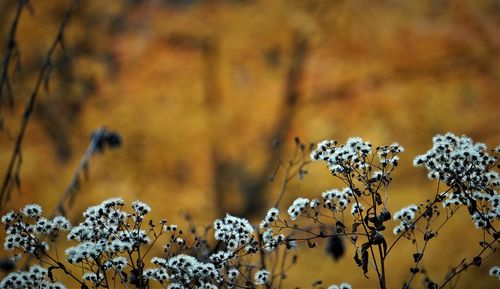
[254,269,270,285]
[287,198,310,220]
[214,215,254,251]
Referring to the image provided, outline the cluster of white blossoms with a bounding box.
[286,187,359,222]
[22,204,42,217]
[287,197,311,220]
[351,203,364,215]
[108,256,128,271]
[490,266,500,280]
[254,269,270,285]
[262,228,286,252]
[414,133,498,188]
[414,133,499,230]
[392,205,418,235]
[214,214,255,251]
[260,207,279,228]
[2,204,71,254]
[322,188,355,212]
[470,209,496,230]
[65,198,151,265]
[0,265,66,289]
[310,137,404,177]
[2,133,498,288]
[143,210,292,288]
[82,272,104,285]
[377,143,404,167]
[131,200,151,221]
[328,283,353,289]
[145,255,220,287]
[1,198,285,288]
[310,138,373,175]
[259,208,286,251]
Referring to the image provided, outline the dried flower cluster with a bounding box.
[414,133,500,230]
[0,264,66,289]
[0,133,498,289]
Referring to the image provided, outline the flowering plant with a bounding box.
[1,133,498,289]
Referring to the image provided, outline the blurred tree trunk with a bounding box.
[207,31,309,218]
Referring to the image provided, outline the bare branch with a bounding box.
[0,0,81,210]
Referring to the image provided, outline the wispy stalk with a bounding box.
[0,0,25,106]
[0,0,81,210]
[51,127,118,217]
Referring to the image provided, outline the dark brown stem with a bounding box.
[0,0,80,210]
[0,0,25,106]
[51,127,107,217]
[385,186,452,256]
[438,237,498,289]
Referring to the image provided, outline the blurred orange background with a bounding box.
[0,0,499,288]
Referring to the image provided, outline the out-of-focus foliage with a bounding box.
[0,0,498,288]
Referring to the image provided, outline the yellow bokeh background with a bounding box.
[0,0,499,288]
